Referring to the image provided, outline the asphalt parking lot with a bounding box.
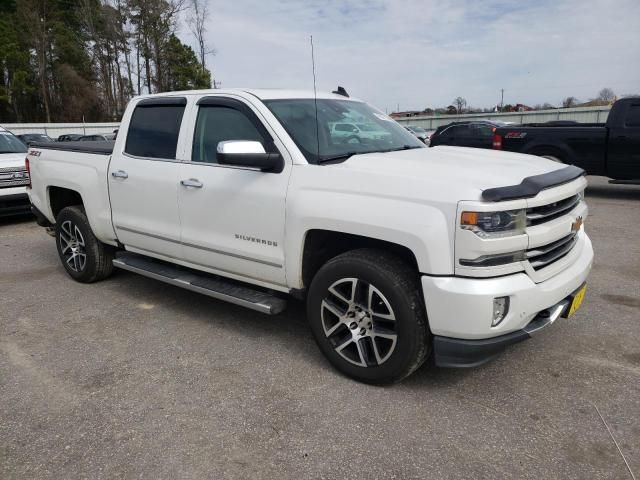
[1,176,638,479]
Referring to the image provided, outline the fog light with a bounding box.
[492,297,510,326]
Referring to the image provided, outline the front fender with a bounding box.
[285,188,456,288]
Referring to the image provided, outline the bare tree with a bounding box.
[597,88,615,103]
[188,0,215,76]
[562,96,578,108]
[453,96,467,114]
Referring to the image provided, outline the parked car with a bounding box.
[330,122,392,144]
[429,120,507,149]
[16,133,54,146]
[79,133,117,142]
[404,125,430,144]
[58,134,84,142]
[0,126,31,217]
[493,98,640,182]
[27,88,592,384]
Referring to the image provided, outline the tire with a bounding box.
[55,205,114,283]
[307,249,431,384]
[541,154,563,163]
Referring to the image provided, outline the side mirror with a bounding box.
[216,140,283,173]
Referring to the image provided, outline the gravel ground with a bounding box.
[1,176,639,480]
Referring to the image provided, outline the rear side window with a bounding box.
[625,104,640,127]
[125,99,186,159]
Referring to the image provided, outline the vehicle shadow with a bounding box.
[585,182,640,201]
[106,269,478,385]
[0,213,35,227]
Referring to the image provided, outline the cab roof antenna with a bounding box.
[332,86,349,97]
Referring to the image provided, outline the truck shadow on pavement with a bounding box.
[585,182,640,201]
[107,269,474,387]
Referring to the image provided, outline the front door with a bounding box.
[178,96,291,287]
[607,101,640,180]
[109,98,186,259]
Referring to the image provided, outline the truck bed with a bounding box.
[31,140,115,155]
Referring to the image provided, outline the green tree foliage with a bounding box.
[0,0,213,123]
[165,34,210,91]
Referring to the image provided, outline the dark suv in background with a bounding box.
[429,120,507,149]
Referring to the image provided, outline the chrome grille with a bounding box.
[0,167,29,188]
[527,233,578,270]
[526,194,580,226]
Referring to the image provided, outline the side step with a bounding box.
[112,252,287,315]
[609,179,640,185]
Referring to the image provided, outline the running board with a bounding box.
[112,252,287,315]
[609,179,640,185]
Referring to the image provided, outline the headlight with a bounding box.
[460,209,526,238]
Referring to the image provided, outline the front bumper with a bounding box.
[433,297,572,367]
[0,190,31,217]
[422,233,593,365]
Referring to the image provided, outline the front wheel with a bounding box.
[307,249,430,384]
[55,206,114,283]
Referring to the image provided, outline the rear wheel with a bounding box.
[541,154,563,163]
[55,206,114,283]
[307,249,430,384]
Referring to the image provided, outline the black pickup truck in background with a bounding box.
[492,98,640,182]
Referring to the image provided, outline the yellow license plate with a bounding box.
[567,284,587,317]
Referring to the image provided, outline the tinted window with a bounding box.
[335,124,354,132]
[625,104,640,127]
[470,124,495,138]
[0,132,28,153]
[192,106,267,163]
[125,104,185,159]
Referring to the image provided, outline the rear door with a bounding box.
[177,95,291,287]
[108,97,187,259]
[607,101,640,179]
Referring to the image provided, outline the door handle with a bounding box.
[111,170,128,179]
[180,178,203,188]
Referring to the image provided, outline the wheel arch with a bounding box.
[48,186,84,219]
[299,229,420,290]
[524,142,573,163]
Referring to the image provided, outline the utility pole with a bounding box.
[500,89,504,112]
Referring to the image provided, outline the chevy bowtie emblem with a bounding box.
[571,216,583,232]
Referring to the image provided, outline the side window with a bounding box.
[192,105,267,164]
[625,104,640,127]
[125,101,185,159]
[454,125,473,138]
[471,124,495,138]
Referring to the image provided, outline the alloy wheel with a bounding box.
[321,277,398,367]
[59,220,87,272]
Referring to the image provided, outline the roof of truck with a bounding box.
[133,88,360,102]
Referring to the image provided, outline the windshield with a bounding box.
[265,99,424,163]
[0,132,28,154]
[411,127,426,133]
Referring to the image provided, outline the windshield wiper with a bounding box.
[317,152,360,164]
[381,145,423,153]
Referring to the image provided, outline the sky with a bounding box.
[180,0,640,113]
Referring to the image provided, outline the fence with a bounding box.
[1,122,120,139]
[394,106,611,130]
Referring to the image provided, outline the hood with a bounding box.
[330,146,565,202]
[0,152,28,168]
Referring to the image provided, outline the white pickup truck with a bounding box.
[26,88,593,383]
[0,126,31,216]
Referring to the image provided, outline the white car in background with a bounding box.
[0,126,31,217]
[331,122,392,144]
